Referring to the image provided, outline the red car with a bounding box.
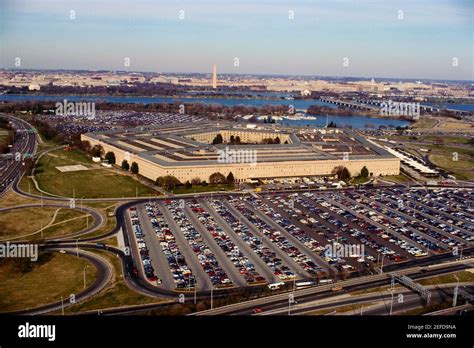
[253,308,263,314]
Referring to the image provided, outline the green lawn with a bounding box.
[33,149,158,198]
[421,135,472,145]
[416,270,474,286]
[429,154,474,180]
[387,134,472,145]
[41,209,90,239]
[63,250,167,313]
[381,174,412,183]
[0,207,89,240]
[411,118,438,129]
[77,202,120,240]
[0,252,98,312]
[0,129,11,143]
[172,183,235,194]
[427,145,474,157]
[351,176,370,185]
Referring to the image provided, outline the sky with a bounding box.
[0,0,472,80]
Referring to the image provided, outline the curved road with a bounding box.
[7,248,113,315]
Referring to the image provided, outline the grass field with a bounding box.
[0,252,98,312]
[386,134,473,146]
[429,154,474,180]
[416,270,474,286]
[63,250,168,313]
[173,183,235,194]
[351,176,370,185]
[78,202,119,240]
[434,120,474,133]
[0,190,38,209]
[421,135,472,145]
[401,141,474,180]
[380,174,412,183]
[0,129,11,143]
[41,209,90,239]
[0,207,89,240]
[411,118,438,129]
[411,117,474,133]
[32,149,158,198]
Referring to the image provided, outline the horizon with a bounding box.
[0,0,472,81]
[2,68,474,85]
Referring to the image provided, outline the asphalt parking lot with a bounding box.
[125,187,474,293]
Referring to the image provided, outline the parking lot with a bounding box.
[125,187,474,293]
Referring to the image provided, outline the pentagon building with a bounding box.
[81,123,400,183]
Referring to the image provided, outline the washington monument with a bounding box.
[212,64,217,89]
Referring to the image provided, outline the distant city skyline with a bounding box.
[0,0,472,80]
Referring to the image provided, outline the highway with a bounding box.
[0,114,37,197]
[191,258,473,315]
[259,283,473,316]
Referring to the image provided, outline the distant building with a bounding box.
[212,64,217,89]
[301,89,311,96]
[28,84,40,91]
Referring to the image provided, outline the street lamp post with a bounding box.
[210,286,214,310]
[83,266,89,289]
[389,289,394,316]
[194,277,197,305]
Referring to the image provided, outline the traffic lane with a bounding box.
[137,204,176,291]
[222,199,306,279]
[195,260,472,315]
[184,204,247,288]
[357,286,459,315]
[260,283,458,316]
[158,202,212,292]
[357,293,423,315]
[0,116,36,192]
[199,198,278,284]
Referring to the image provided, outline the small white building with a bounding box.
[28,84,41,91]
[300,89,311,96]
